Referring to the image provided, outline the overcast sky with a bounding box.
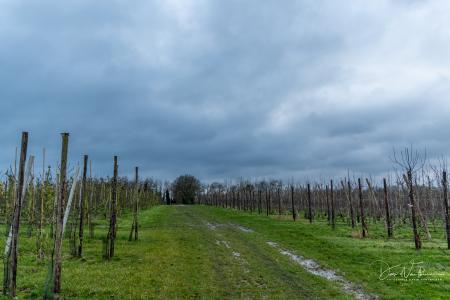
[1,0,450,182]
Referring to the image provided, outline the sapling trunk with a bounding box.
[62,166,80,235]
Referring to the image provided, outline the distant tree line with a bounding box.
[198,147,450,251]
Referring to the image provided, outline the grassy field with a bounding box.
[2,205,449,299]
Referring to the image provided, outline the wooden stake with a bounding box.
[346,180,356,228]
[407,170,421,249]
[358,178,367,238]
[78,155,88,257]
[383,178,392,238]
[258,189,262,214]
[38,148,46,260]
[307,183,312,223]
[54,132,69,299]
[291,185,296,221]
[325,185,330,225]
[330,180,335,230]
[130,167,139,241]
[442,171,450,249]
[88,160,94,239]
[135,167,139,240]
[277,187,282,216]
[106,156,118,258]
[5,132,28,297]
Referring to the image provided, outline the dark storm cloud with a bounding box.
[1,0,450,182]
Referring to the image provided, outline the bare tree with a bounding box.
[393,147,425,250]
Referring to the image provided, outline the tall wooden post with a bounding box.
[325,185,330,225]
[54,132,69,299]
[88,160,94,239]
[134,167,139,241]
[225,189,228,208]
[129,167,139,241]
[106,156,118,258]
[291,185,296,221]
[250,189,255,213]
[237,191,241,210]
[78,155,88,257]
[442,171,450,249]
[165,189,170,205]
[5,132,28,297]
[258,189,262,214]
[330,180,335,229]
[407,170,421,249]
[38,148,46,260]
[383,178,392,238]
[347,181,356,228]
[358,178,367,238]
[307,183,312,223]
[277,187,282,215]
[232,189,236,209]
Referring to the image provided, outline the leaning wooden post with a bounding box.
[383,178,393,238]
[307,183,313,223]
[358,178,367,238]
[330,180,335,229]
[77,155,88,257]
[442,171,450,249]
[291,185,296,221]
[407,170,421,249]
[54,133,69,299]
[5,132,28,297]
